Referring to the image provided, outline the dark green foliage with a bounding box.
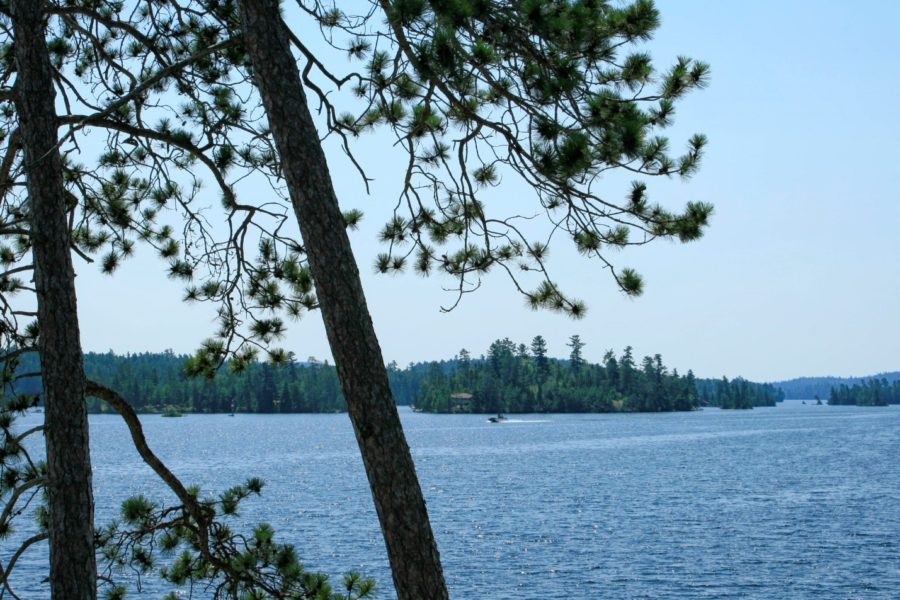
[38,351,343,414]
[0,385,45,545]
[0,363,49,596]
[9,346,799,418]
[0,3,714,596]
[0,0,324,371]
[829,378,900,406]
[309,0,713,314]
[775,372,900,400]
[693,376,783,409]
[1,352,376,599]
[13,350,340,413]
[567,334,586,373]
[0,0,712,365]
[10,349,791,414]
[11,350,441,413]
[97,479,376,599]
[413,337,699,413]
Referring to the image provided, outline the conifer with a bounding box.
[0,2,712,598]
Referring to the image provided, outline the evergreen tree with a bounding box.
[2,1,713,597]
[620,346,637,396]
[694,375,782,408]
[531,336,550,378]
[457,348,472,380]
[604,350,620,393]
[531,335,550,409]
[415,337,699,414]
[8,3,96,596]
[680,370,699,411]
[829,378,897,406]
[256,366,277,413]
[568,335,586,373]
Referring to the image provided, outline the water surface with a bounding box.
[6,401,899,598]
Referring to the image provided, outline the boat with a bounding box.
[488,414,508,423]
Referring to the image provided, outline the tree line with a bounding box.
[13,342,783,414]
[829,379,900,406]
[414,336,699,413]
[14,350,345,413]
[693,377,783,409]
[773,372,900,400]
[413,335,782,412]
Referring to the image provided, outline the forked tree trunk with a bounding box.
[237,2,449,598]
[10,2,96,598]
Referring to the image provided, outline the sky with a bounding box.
[73,1,900,382]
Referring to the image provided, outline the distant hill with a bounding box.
[773,372,900,400]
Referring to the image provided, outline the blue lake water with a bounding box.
[5,401,900,599]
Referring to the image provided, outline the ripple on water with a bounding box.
[5,402,899,599]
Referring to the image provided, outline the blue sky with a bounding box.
[74,1,900,382]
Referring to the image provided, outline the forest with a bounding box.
[414,336,697,413]
[13,350,346,413]
[13,339,781,414]
[774,372,900,400]
[693,377,783,409]
[828,379,900,406]
[413,336,782,413]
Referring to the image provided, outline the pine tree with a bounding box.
[8,2,96,596]
[620,346,637,396]
[568,334,586,373]
[1,2,712,597]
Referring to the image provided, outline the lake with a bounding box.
[5,401,900,598]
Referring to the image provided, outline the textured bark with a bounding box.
[11,2,97,599]
[236,2,449,598]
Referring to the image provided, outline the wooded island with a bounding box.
[13,336,784,413]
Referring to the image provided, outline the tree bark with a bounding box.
[236,2,449,598]
[10,2,97,599]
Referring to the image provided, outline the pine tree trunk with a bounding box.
[236,2,449,598]
[11,2,97,598]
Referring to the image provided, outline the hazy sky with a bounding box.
[74,1,900,382]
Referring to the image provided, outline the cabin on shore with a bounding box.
[450,392,474,412]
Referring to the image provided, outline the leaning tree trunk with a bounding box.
[236,2,449,599]
[11,2,97,599]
